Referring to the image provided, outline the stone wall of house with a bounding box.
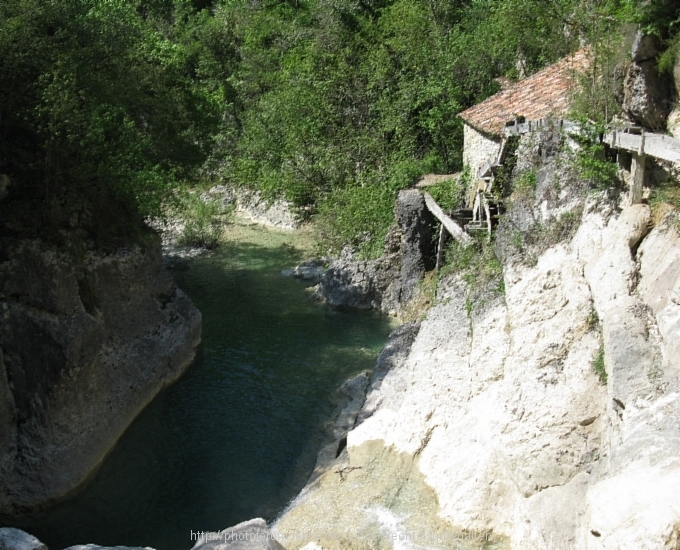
[463,124,501,178]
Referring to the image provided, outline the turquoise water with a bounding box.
[8,223,395,550]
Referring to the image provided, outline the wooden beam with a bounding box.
[484,197,492,241]
[423,192,473,246]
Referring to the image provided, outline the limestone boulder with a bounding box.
[0,529,47,550]
[623,60,672,130]
[631,30,661,62]
[191,519,285,550]
[668,56,680,138]
[668,107,680,140]
[205,186,298,230]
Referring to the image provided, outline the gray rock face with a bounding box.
[191,519,285,550]
[623,31,672,131]
[356,322,420,425]
[291,259,327,283]
[312,248,401,313]
[623,56,672,131]
[394,190,435,303]
[0,528,47,550]
[0,239,201,515]
[206,186,298,230]
[496,129,589,265]
[667,55,680,138]
[631,30,661,62]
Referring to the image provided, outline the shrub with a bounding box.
[314,159,425,259]
[428,169,469,212]
[177,193,232,249]
[512,169,538,199]
[566,122,621,191]
[592,344,607,385]
[586,307,600,330]
[439,235,504,297]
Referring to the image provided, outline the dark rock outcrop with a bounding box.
[0,239,201,515]
[311,226,402,313]
[623,31,673,131]
[394,189,435,303]
[309,189,437,313]
[631,31,661,63]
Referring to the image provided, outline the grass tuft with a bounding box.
[592,344,607,385]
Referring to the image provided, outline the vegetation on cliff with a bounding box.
[1,0,678,252]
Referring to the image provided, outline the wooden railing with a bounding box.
[503,117,580,137]
[504,118,680,205]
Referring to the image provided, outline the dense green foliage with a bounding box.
[0,0,232,223]
[224,0,583,255]
[0,0,670,252]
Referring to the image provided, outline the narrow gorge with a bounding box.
[2,2,680,549]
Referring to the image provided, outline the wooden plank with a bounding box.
[423,192,473,246]
[605,131,680,163]
[484,197,492,241]
[644,134,680,163]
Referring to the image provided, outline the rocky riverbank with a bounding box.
[151,185,300,270]
[0,180,202,517]
[291,189,436,316]
[271,128,680,549]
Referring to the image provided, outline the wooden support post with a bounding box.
[630,131,646,205]
[484,197,492,242]
[435,223,447,271]
[630,153,645,205]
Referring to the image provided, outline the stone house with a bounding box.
[458,49,590,178]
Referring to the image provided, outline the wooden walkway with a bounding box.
[504,117,680,205]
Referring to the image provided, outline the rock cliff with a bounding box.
[273,131,680,549]
[0,195,202,515]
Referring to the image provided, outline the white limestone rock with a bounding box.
[280,201,680,549]
[0,529,47,550]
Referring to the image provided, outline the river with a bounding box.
[9,222,395,550]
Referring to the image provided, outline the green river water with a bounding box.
[9,222,395,550]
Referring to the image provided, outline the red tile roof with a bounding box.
[459,49,590,137]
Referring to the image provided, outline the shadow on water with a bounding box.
[6,225,395,550]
